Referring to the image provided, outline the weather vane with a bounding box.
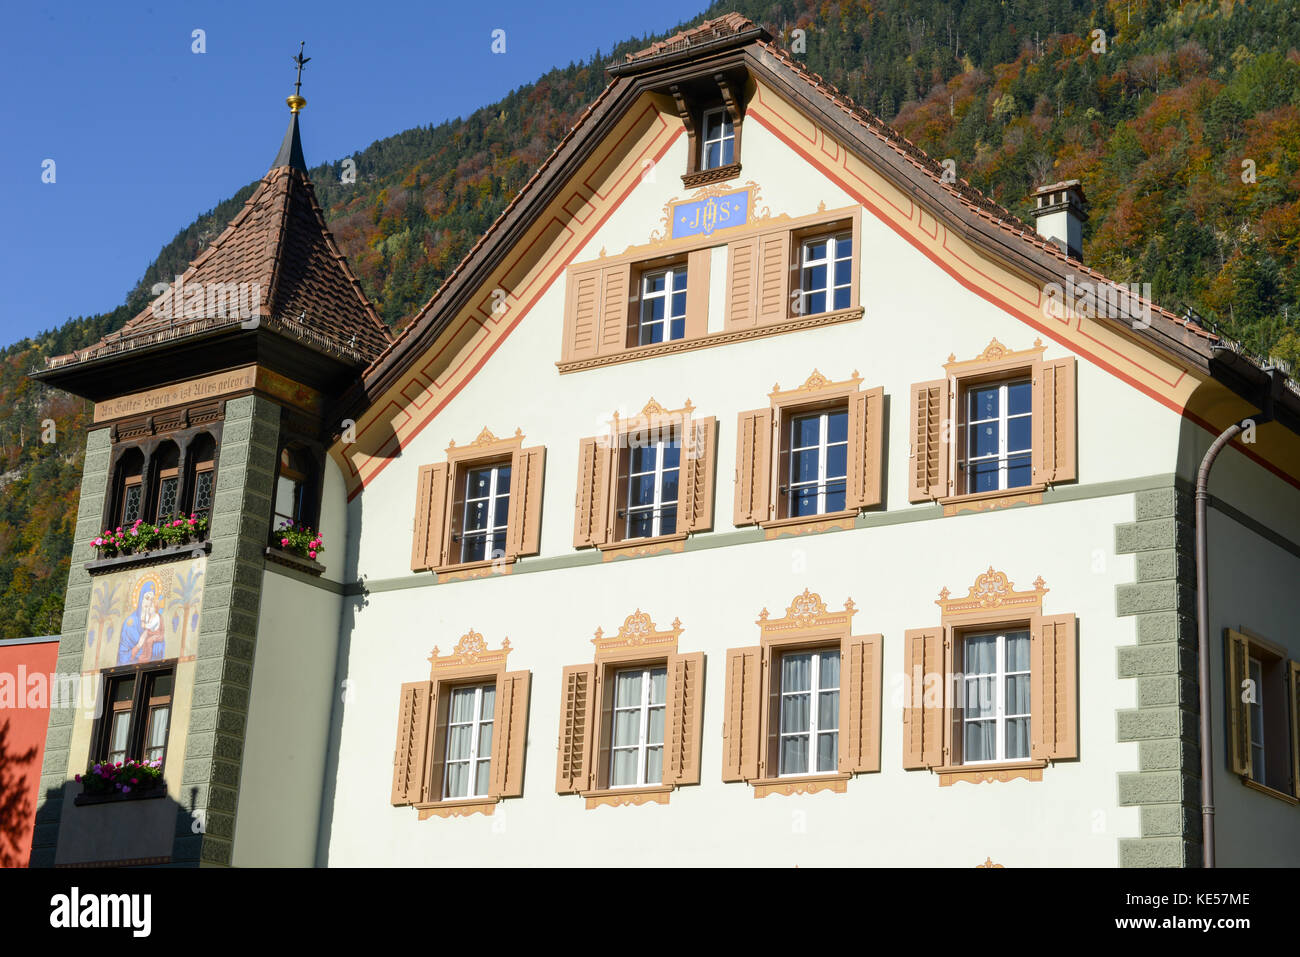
[293,41,310,98]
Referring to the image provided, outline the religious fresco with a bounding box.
[85,556,206,671]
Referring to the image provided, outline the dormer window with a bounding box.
[700,107,735,170]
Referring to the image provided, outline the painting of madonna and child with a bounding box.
[85,556,207,672]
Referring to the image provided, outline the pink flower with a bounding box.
[308,551,317,560]
[131,778,138,784]
[281,538,289,547]
[75,774,81,782]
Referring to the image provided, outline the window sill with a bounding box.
[264,546,325,577]
[938,485,1045,517]
[73,785,167,807]
[932,760,1047,786]
[579,785,674,809]
[86,540,211,575]
[596,532,688,562]
[432,556,517,583]
[749,773,851,798]
[681,162,742,189]
[414,796,500,819]
[556,307,863,374]
[759,510,857,540]
[1241,777,1300,805]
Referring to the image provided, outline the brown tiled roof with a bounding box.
[55,161,391,368]
[623,11,758,63]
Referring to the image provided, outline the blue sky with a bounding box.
[0,0,710,346]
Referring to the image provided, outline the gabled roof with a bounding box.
[46,114,391,373]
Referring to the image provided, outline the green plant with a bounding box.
[90,514,209,559]
[275,521,324,561]
[77,758,164,796]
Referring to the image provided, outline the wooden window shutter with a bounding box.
[427,687,450,803]
[755,229,791,324]
[725,237,758,329]
[598,262,632,355]
[573,436,612,548]
[908,379,950,503]
[555,664,596,793]
[391,680,433,805]
[733,408,772,526]
[490,670,531,798]
[678,416,717,534]
[1033,357,1077,484]
[665,651,705,786]
[847,386,885,510]
[1225,629,1252,777]
[564,268,601,362]
[1031,614,1078,761]
[721,646,761,782]
[1289,660,1300,799]
[684,248,711,340]
[411,463,449,572]
[902,628,944,769]
[506,445,546,557]
[839,634,883,774]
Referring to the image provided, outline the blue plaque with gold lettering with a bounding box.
[671,189,749,240]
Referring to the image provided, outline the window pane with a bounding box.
[658,510,678,536]
[630,474,656,507]
[614,670,642,708]
[806,263,827,292]
[671,290,687,318]
[827,411,849,444]
[611,750,637,787]
[123,485,142,524]
[660,469,679,505]
[816,731,838,772]
[782,653,811,692]
[780,735,809,774]
[824,487,846,513]
[109,712,131,760]
[630,445,657,473]
[817,691,839,730]
[111,677,136,704]
[832,286,851,310]
[793,487,819,516]
[970,386,999,420]
[825,444,848,481]
[805,239,828,262]
[669,317,685,341]
[645,746,664,785]
[474,759,492,796]
[834,258,852,287]
[780,694,810,734]
[969,460,1000,493]
[1007,381,1032,415]
[705,142,721,169]
[158,477,178,518]
[648,668,667,705]
[627,512,654,538]
[194,471,213,512]
[971,423,1000,458]
[446,725,472,761]
[794,448,820,484]
[495,467,511,496]
[1006,633,1031,671]
[445,762,468,799]
[965,720,995,762]
[966,676,996,718]
[1007,416,1032,453]
[835,234,852,257]
[274,475,297,519]
[461,536,487,562]
[146,704,170,757]
[646,706,665,746]
[661,443,681,470]
[645,272,666,294]
[819,651,841,689]
[965,635,996,672]
[805,290,826,315]
[613,710,641,748]
[1006,455,1032,489]
[705,111,724,140]
[1005,718,1030,760]
[477,721,494,757]
[465,500,489,531]
[720,138,734,165]
[1005,674,1030,716]
[793,416,820,448]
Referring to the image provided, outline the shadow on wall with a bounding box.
[0,718,39,868]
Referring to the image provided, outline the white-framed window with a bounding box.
[962,379,1032,493]
[460,463,511,562]
[610,666,667,787]
[637,267,687,345]
[799,232,853,315]
[1248,656,1266,783]
[778,649,840,775]
[787,408,849,517]
[443,683,496,799]
[700,107,735,169]
[962,629,1031,763]
[625,439,680,539]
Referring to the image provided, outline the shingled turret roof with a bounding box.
[46,110,391,372]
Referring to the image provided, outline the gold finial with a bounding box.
[287,41,310,113]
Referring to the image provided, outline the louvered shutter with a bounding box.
[1031,614,1078,761]
[665,652,705,786]
[426,685,449,803]
[490,670,531,798]
[565,269,601,361]
[506,445,545,558]
[391,681,433,805]
[573,436,612,548]
[902,628,944,769]
[733,409,772,526]
[1034,357,1077,484]
[908,379,950,502]
[847,386,885,510]
[599,263,632,354]
[721,646,762,782]
[555,664,596,793]
[839,634,883,773]
[678,416,717,534]
[755,229,791,323]
[725,237,758,329]
[1226,629,1252,777]
[411,463,449,571]
[684,248,711,340]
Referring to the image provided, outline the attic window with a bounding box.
[700,108,735,169]
[672,75,745,188]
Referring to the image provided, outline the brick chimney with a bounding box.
[1030,180,1087,261]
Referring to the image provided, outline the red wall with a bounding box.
[0,639,60,867]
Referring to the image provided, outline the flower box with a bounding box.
[86,539,211,575]
[74,759,166,805]
[90,515,211,560]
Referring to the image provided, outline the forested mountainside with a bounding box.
[3,0,1298,637]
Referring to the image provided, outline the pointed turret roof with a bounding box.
[43,105,391,382]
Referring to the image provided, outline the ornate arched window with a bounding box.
[112,448,145,527]
[185,432,217,521]
[151,441,181,521]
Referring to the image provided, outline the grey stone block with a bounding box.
[1117,580,1195,616]
[1119,837,1195,868]
[1117,707,1196,742]
[1136,612,1196,645]
[1118,642,1194,678]
[1118,770,1199,806]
